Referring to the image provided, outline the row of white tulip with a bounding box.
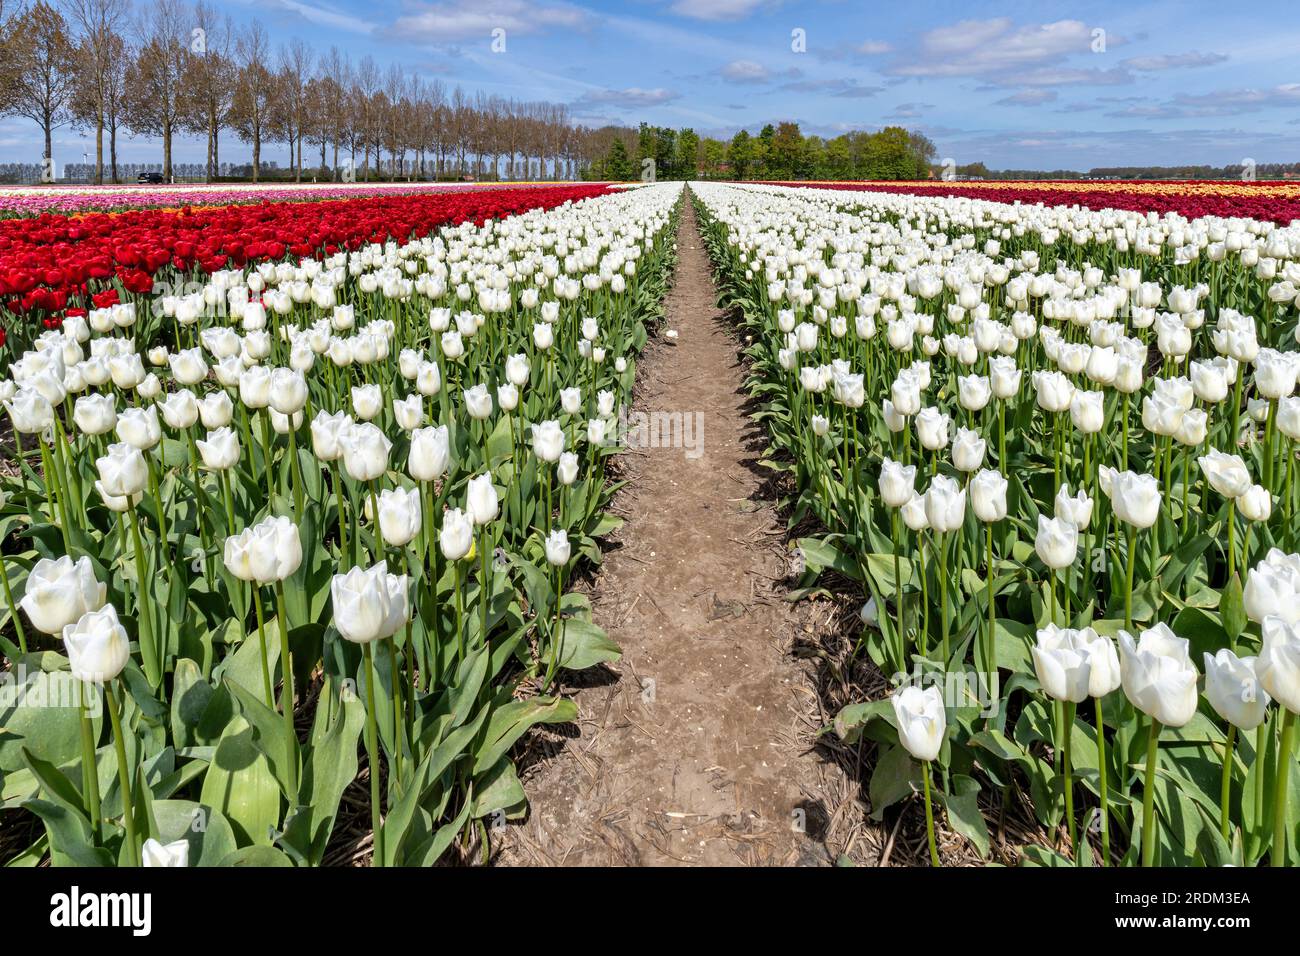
[0,182,684,866]
[694,180,1300,867]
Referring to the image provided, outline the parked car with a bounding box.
[137,171,164,184]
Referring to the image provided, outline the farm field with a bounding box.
[0,181,596,217]
[2,174,1299,876]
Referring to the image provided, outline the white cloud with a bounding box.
[1122,51,1228,71]
[986,67,1133,88]
[571,87,682,110]
[995,89,1059,106]
[668,0,769,22]
[389,0,590,43]
[778,77,883,98]
[272,0,375,34]
[889,18,1117,78]
[856,40,892,55]
[1170,83,1300,115]
[721,59,771,82]
[887,102,935,119]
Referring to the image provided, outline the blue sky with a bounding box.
[4,0,1300,171]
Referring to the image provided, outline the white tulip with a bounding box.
[439,508,474,561]
[62,604,130,683]
[376,486,422,547]
[465,473,499,525]
[891,685,946,762]
[20,556,107,636]
[970,469,1007,523]
[196,427,240,471]
[1034,514,1078,569]
[1118,624,1199,727]
[878,458,916,509]
[1256,616,1300,713]
[1032,624,1093,703]
[339,422,391,482]
[408,425,450,482]
[1204,649,1270,729]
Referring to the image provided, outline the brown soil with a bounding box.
[498,194,850,866]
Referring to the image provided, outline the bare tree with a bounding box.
[278,37,312,181]
[353,55,379,180]
[319,45,350,178]
[0,1,24,114]
[180,2,234,181]
[125,0,187,179]
[229,21,271,181]
[8,1,77,174]
[65,0,129,183]
[101,29,127,180]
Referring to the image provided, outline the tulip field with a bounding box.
[3,172,1300,869]
[695,180,1300,866]
[0,181,680,866]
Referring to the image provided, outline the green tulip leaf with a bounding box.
[556,618,621,671]
[199,716,282,848]
[1219,574,1246,641]
[940,773,990,858]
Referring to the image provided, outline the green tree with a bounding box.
[728,129,753,179]
[798,134,824,179]
[863,126,920,180]
[700,137,726,178]
[767,121,802,179]
[636,122,655,178]
[824,135,852,179]
[675,127,700,179]
[755,123,775,178]
[653,125,677,178]
[605,137,633,180]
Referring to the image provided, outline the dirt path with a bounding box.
[502,191,842,866]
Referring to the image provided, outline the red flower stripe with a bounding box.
[0,184,611,319]
[759,180,1300,225]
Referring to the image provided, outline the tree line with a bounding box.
[586,122,938,182]
[0,0,637,184]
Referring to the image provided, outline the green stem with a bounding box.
[105,681,138,865]
[367,480,383,563]
[145,451,168,552]
[259,411,276,503]
[288,425,305,519]
[938,532,950,664]
[1096,699,1110,866]
[79,681,102,844]
[39,441,72,554]
[893,510,905,672]
[387,635,403,782]
[1063,700,1077,859]
[922,760,940,867]
[1221,724,1237,841]
[1142,718,1162,867]
[544,564,564,689]
[986,523,996,697]
[1121,394,1130,471]
[362,642,385,866]
[1227,499,1236,583]
[1124,525,1136,631]
[1,557,28,655]
[219,468,236,536]
[253,586,273,708]
[1255,722,1268,856]
[126,510,160,691]
[332,462,350,570]
[1273,709,1295,868]
[274,581,298,799]
[454,561,465,663]
[480,527,491,645]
